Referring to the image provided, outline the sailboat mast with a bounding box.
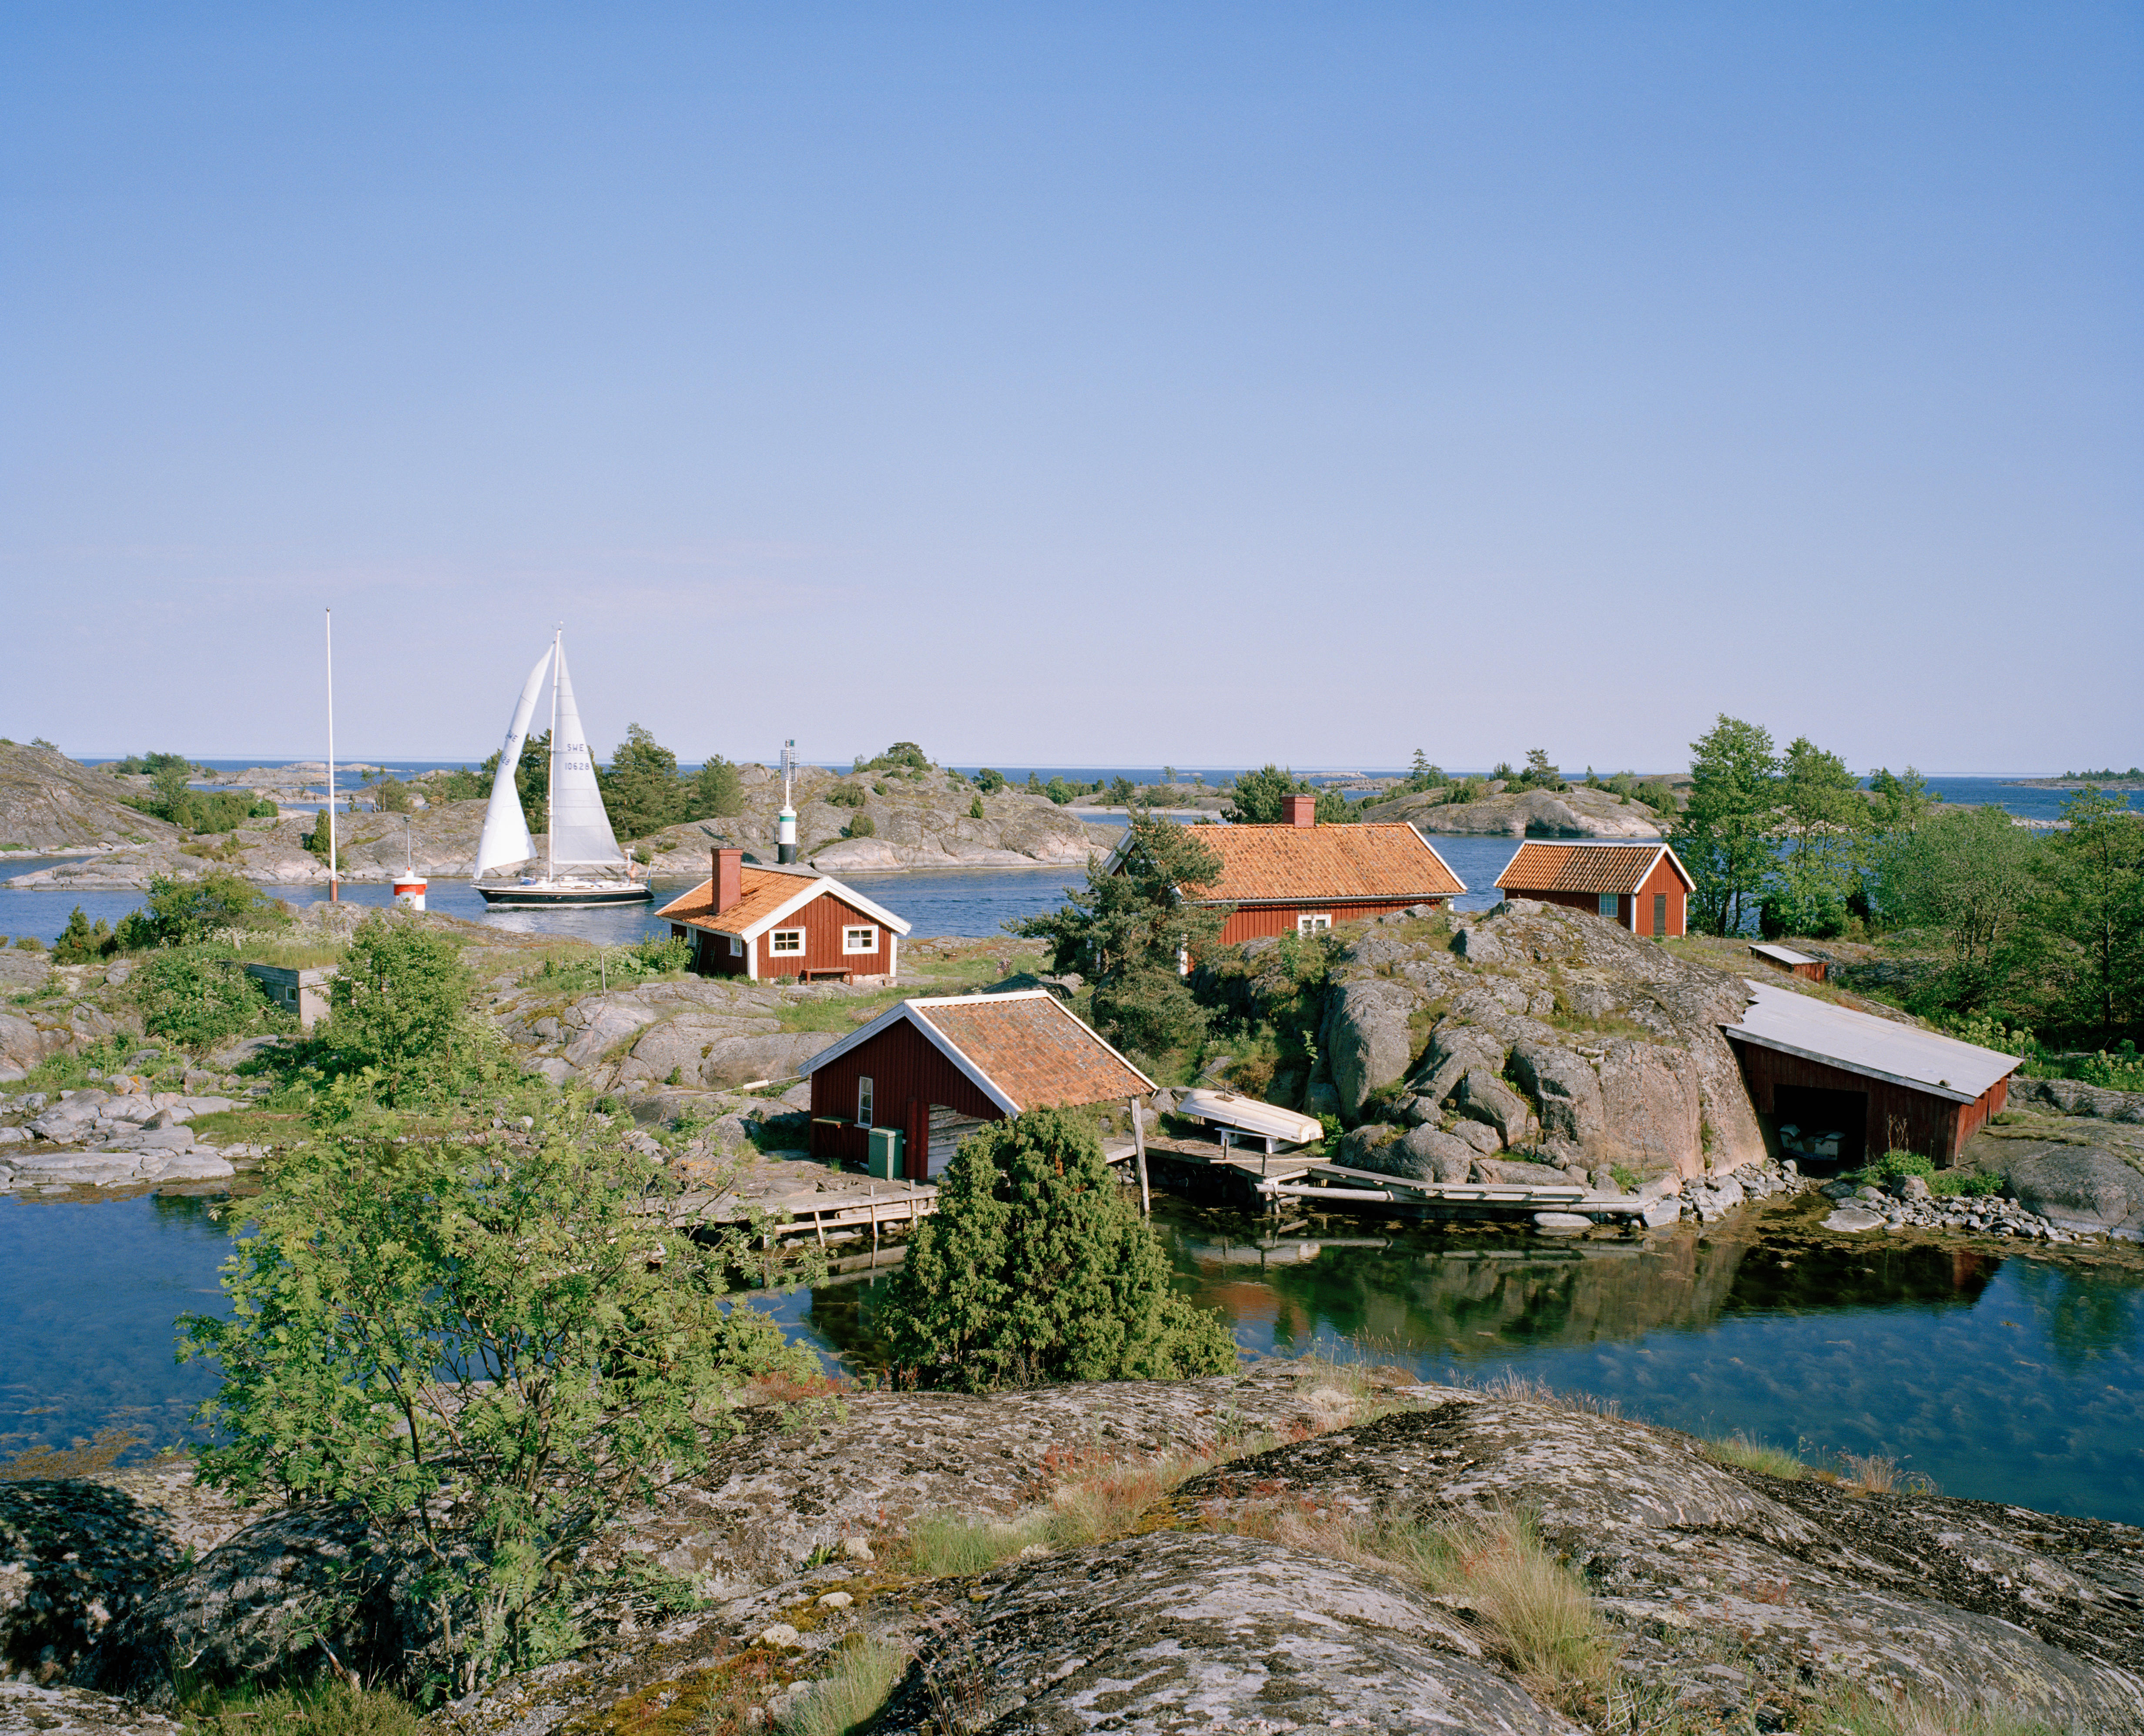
[325,608,339,902]
[546,627,560,884]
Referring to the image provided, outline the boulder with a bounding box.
[1449,1116,1502,1155]
[0,1682,181,1736]
[1323,979,1421,1120]
[1455,1070,1535,1146]
[1334,1123,1401,1170]
[1473,1156,1574,1187]
[868,1531,1575,1736]
[562,1001,660,1071]
[1346,1123,1472,1182]
[1451,923,1506,964]
[1508,1041,1604,1149]
[1998,1142,2144,1240]
[696,1031,838,1089]
[1824,1206,1886,1233]
[0,1481,181,1681]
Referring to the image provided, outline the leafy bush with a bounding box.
[1045,777,1074,804]
[969,796,986,821]
[104,751,192,778]
[878,1106,1237,1391]
[858,741,931,773]
[429,765,489,800]
[118,872,288,950]
[15,932,47,952]
[845,813,877,838]
[314,915,489,1104]
[1928,1170,2006,1198]
[1866,1150,1935,1180]
[181,1100,821,1694]
[823,782,867,808]
[137,948,281,1049]
[976,768,1006,794]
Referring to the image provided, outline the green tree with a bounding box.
[976,768,1005,794]
[2038,789,2144,1045]
[1866,765,1943,831]
[1106,775,1136,805]
[969,795,986,821]
[1518,749,1565,791]
[1762,736,1864,938]
[137,949,276,1049]
[1009,813,1230,1058]
[181,1102,819,1693]
[319,915,487,1103]
[1671,716,1780,935]
[684,754,744,820]
[1045,776,1075,805]
[878,1107,1236,1391]
[52,907,116,963]
[1223,764,1352,825]
[117,871,288,949]
[1876,804,2043,1012]
[599,724,685,842]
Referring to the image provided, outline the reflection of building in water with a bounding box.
[1159,1221,2008,1360]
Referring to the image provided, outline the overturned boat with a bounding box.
[1175,1089,1323,1153]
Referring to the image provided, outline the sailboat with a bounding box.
[471,632,655,908]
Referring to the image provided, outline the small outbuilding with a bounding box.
[1127,794,1466,945]
[655,848,911,984]
[800,989,1155,1180]
[1749,943,1828,982]
[1724,979,2020,1166]
[1494,841,1692,938]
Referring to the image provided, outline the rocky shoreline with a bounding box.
[5,1361,2142,1732]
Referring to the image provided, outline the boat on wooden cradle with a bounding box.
[1175,1089,1323,1154]
[471,632,654,908]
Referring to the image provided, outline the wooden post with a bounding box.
[1130,1097,1151,1216]
[813,1207,826,1250]
[868,1184,879,1262]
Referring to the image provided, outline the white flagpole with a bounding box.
[325,608,339,902]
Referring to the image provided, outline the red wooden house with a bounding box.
[1124,795,1466,945]
[1494,841,1692,938]
[655,848,911,983]
[1725,979,2018,1165]
[801,989,1155,1180]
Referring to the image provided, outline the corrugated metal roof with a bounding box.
[1749,943,1820,968]
[1495,841,1691,896]
[1725,980,2020,1103]
[1179,823,1465,903]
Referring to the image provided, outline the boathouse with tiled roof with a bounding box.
[801,989,1156,1180]
[1129,794,1466,945]
[655,848,911,984]
[1494,841,1692,938]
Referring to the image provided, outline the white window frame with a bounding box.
[769,928,805,955]
[1598,893,1620,918]
[857,1076,874,1128]
[1297,912,1332,934]
[843,925,879,955]
[728,935,744,957]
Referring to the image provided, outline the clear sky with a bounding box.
[3,5,2136,774]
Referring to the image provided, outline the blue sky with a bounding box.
[3,5,2136,773]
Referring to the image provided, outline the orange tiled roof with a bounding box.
[654,865,819,936]
[915,995,1153,1109]
[1177,823,1464,904]
[1495,841,1681,896]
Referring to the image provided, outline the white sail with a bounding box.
[472,647,553,879]
[547,642,625,866]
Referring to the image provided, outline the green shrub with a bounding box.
[969,796,986,821]
[52,908,116,963]
[1045,776,1074,805]
[1928,1170,2006,1198]
[137,948,279,1049]
[181,1099,821,1695]
[15,932,47,952]
[119,871,288,949]
[824,782,866,808]
[1868,1150,1935,1180]
[178,1680,423,1736]
[313,915,489,1104]
[845,813,876,838]
[976,768,1006,794]
[878,1106,1237,1391]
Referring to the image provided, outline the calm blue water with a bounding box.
[7,1190,2141,1527]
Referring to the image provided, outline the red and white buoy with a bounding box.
[393,816,426,910]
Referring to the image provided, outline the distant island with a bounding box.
[2009,769,2144,790]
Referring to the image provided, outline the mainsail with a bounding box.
[547,642,625,867]
[472,646,553,880]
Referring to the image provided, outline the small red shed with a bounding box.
[1494,841,1692,938]
[1121,796,1467,945]
[655,849,911,983]
[801,989,1155,1180]
[1725,979,2020,1165]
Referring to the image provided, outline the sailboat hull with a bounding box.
[474,881,655,909]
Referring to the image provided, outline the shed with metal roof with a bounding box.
[1723,979,2020,1165]
[1494,841,1692,938]
[1749,942,1828,982]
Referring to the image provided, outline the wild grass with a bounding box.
[0,1425,142,1481]
[228,935,346,970]
[1811,1686,2065,1736]
[1701,1431,1807,1480]
[177,1681,423,1736]
[779,1638,908,1736]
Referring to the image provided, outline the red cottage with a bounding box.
[1126,794,1466,945]
[1494,841,1692,938]
[801,989,1155,1180]
[655,848,911,983]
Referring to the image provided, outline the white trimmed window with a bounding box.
[1598,893,1619,918]
[1297,913,1332,934]
[728,935,744,957]
[769,928,805,955]
[857,1076,874,1128]
[843,925,879,955]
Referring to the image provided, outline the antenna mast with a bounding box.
[777,738,798,864]
[546,626,561,885]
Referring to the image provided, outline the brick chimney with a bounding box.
[1283,793,1317,828]
[713,847,744,913]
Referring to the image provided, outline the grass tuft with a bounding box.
[178,1682,423,1736]
[780,1639,908,1736]
[1702,1431,1807,1481]
[1813,1684,2065,1736]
